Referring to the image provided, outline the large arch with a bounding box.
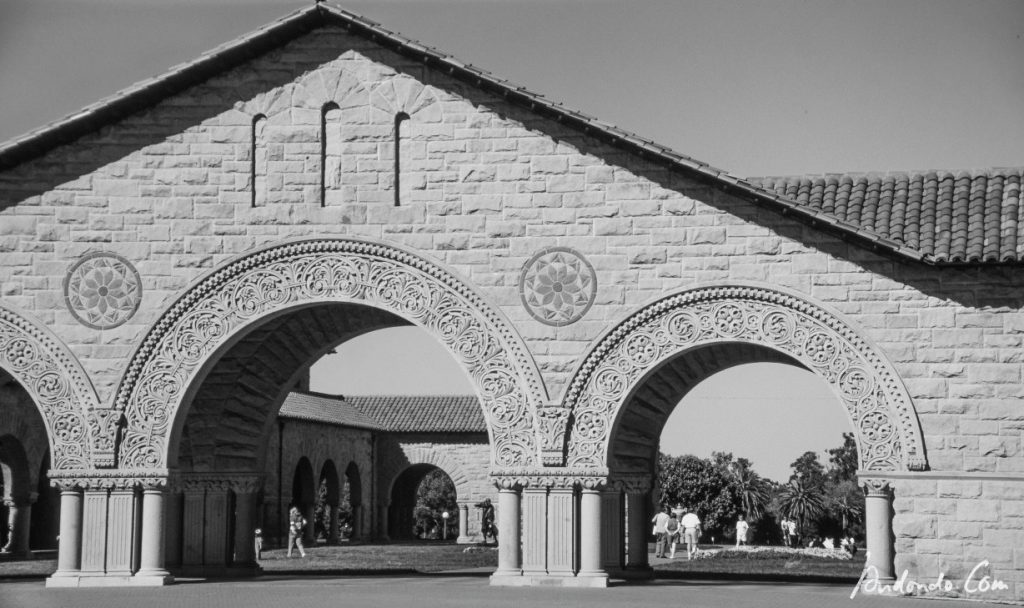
[0,305,100,470]
[113,238,547,471]
[562,284,928,473]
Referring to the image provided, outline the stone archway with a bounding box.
[563,284,927,473]
[0,304,99,471]
[114,238,545,472]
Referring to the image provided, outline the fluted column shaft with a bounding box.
[53,489,83,576]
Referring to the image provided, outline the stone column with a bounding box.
[377,504,389,541]
[456,502,471,544]
[135,483,172,584]
[577,485,608,586]
[80,488,109,574]
[546,485,576,577]
[51,486,83,579]
[495,486,521,576]
[328,504,340,545]
[1,494,35,557]
[164,485,182,569]
[302,503,315,545]
[864,480,895,582]
[520,486,548,576]
[625,486,651,574]
[105,486,136,577]
[231,477,262,570]
[181,482,205,566]
[600,487,624,575]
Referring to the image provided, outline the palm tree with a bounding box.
[778,478,826,538]
[828,480,864,532]
[730,466,771,521]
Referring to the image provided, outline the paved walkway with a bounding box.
[0,574,1010,608]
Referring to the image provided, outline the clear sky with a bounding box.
[4,0,1023,481]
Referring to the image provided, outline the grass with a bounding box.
[258,541,498,574]
[653,544,866,582]
[0,543,864,582]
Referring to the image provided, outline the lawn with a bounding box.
[653,545,866,582]
[0,543,864,582]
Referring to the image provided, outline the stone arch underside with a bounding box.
[563,285,928,473]
[175,302,402,473]
[0,378,51,497]
[382,446,473,502]
[607,342,802,473]
[0,305,100,470]
[114,238,546,471]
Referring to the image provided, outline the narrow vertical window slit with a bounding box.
[394,112,410,207]
[251,114,267,208]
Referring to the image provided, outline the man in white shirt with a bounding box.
[735,514,749,547]
[651,506,671,558]
[680,508,701,560]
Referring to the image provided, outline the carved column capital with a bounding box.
[860,476,892,496]
[491,467,608,490]
[535,404,570,467]
[610,474,652,494]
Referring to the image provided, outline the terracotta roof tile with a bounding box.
[752,168,1024,264]
[278,391,486,433]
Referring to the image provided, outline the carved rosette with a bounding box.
[563,286,927,473]
[0,306,99,470]
[519,247,597,327]
[63,252,143,330]
[114,239,545,470]
[535,405,571,466]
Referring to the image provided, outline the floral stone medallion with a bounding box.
[63,252,142,330]
[519,247,597,327]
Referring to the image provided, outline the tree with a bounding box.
[657,453,738,538]
[789,451,826,488]
[778,478,826,539]
[827,432,859,483]
[827,479,864,536]
[414,469,458,539]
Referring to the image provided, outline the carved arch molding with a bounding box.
[113,239,546,470]
[0,305,101,470]
[562,285,928,473]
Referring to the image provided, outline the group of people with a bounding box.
[653,509,858,557]
[651,505,702,559]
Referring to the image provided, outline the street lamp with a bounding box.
[442,511,450,540]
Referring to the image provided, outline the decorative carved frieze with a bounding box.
[113,239,547,471]
[563,285,928,473]
[492,467,609,490]
[48,468,170,491]
[0,305,100,471]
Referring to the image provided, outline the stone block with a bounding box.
[957,500,999,522]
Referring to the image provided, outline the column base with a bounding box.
[491,573,609,587]
[46,573,174,588]
[456,535,474,545]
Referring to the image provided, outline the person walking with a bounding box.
[287,505,307,558]
[666,511,681,558]
[651,506,671,558]
[735,514,749,547]
[680,507,701,560]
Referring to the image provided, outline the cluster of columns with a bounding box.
[46,472,265,587]
[490,473,896,587]
[0,492,37,557]
[490,474,653,588]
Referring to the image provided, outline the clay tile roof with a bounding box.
[278,391,381,430]
[345,395,486,433]
[751,168,1024,264]
[278,391,486,433]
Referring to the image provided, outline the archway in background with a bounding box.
[318,460,340,543]
[387,464,457,540]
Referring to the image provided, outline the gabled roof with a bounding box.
[278,391,486,433]
[279,391,380,430]
[1,2,1020,266]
